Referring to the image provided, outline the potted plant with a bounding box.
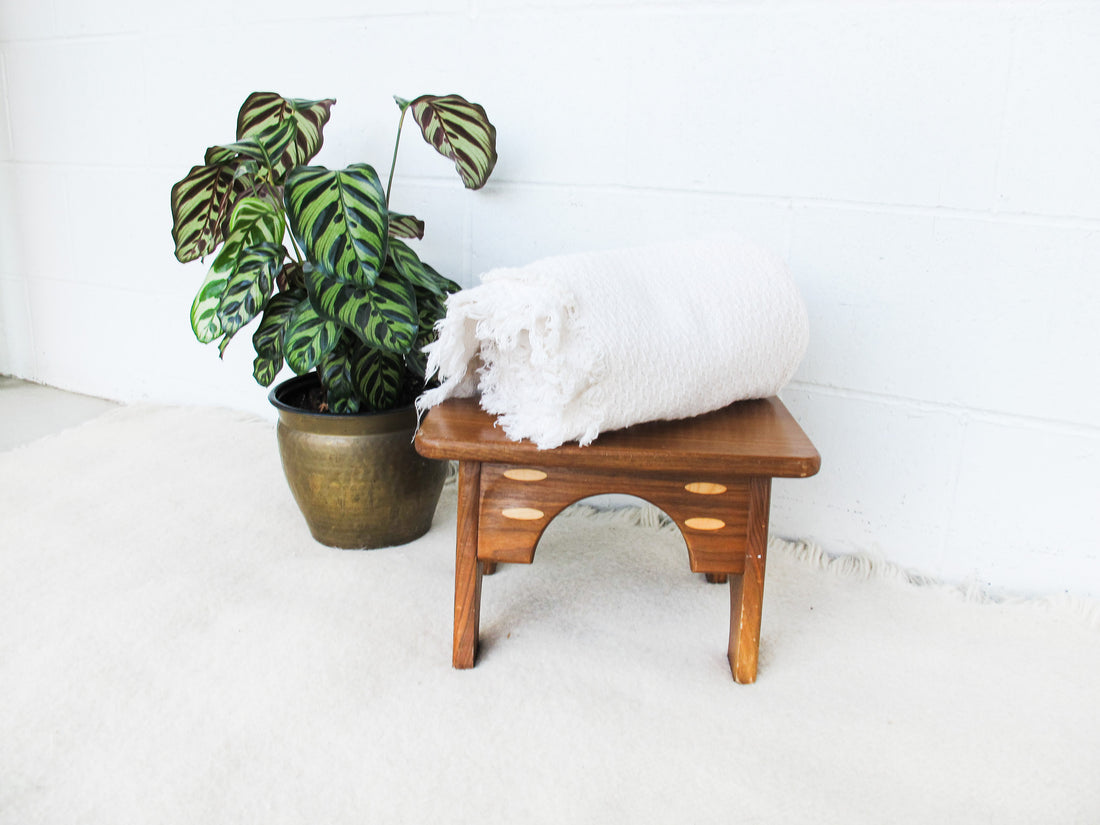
[169,91,498,548]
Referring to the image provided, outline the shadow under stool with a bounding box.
[414,396,820,684]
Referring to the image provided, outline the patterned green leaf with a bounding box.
[252,289,304,360]
[318,343,360,414]
[386,239,459,299]
[190,267,229,343]
[353,347,404,410]
[304,263,418,354]
[210,120,296,172]
[407,285,449,382]
[216,241,283,349]
[414,286,448,336]
[285,164,388,287]
[236,93,335,180]
[387,213,425,240]
[277,261,306,292]
[409,94,498,190]
[170,161,246,263]
[201,198,285,352]
[425,262,460,296]
[252,355,281,387]
[405,342,429,382]
[214,197,285,267]
[283,298,341,374]
[203,145,237,166]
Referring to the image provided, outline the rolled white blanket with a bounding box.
[418,235,809,449]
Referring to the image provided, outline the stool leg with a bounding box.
[728,478,771,684]
[454,461,483,669]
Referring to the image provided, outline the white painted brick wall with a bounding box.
[1,1,1097,597]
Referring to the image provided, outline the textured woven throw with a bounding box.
[418,235,809,448]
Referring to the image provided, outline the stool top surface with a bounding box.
[415,397,820,478]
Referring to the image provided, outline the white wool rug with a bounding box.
[1,405,1098,824]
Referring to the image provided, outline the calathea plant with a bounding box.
[170,92,497,413]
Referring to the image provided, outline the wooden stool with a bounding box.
[414,397,820,683]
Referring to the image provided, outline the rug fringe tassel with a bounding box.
[775,536,1100,630]
[554,501,1100,631]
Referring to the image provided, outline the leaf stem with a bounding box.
[286,227,305,266]
[385,104,409,209]
[264,167,304,266]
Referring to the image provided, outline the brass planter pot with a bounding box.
[269,374,447,549]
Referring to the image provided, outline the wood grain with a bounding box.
[412,396,819,683]
[453,461,483,669]
[416,396,820,478]
[477,462,750,573]
[728,477,771,684]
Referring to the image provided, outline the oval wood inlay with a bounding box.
[503,468,548,482]
[685,482,727,495]
[502,507,545,521]
[685,517,726,531]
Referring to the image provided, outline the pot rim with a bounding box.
[268,373,419,436]
[268,372,417,419]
